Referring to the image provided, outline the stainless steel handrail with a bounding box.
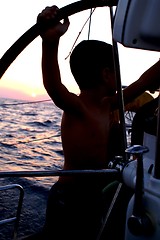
[0,184,24,240]
[0,169,119,240]
[0,169,119,178]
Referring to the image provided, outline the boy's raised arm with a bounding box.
[123,60,160,106]
[110,60,160,110]
[38,6,84,114]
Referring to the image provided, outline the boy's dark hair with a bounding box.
[69,40,114,90]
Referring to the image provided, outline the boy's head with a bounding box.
[69,40,114,90]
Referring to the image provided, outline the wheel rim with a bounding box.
[0,0,117,79]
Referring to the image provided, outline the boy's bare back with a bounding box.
[61,93,112,171]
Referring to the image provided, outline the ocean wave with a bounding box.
[27,121,52,127]
[18,154,34,160]
[5,134,14,138]
[0,142,17,149]
[54,149,64,156]
[22,112,38,116]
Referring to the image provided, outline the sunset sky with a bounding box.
[0,0,159,100]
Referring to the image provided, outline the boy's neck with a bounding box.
[80,87,107,104]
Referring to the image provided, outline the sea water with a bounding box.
[0,98,64,188]
[0,98,64,239]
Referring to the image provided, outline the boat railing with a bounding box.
[0,168,119,178]
[0,184,24,240]
[0,169,119,240]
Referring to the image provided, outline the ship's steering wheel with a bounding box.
[0,0,117,79]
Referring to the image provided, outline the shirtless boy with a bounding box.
[36,6,160,240]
